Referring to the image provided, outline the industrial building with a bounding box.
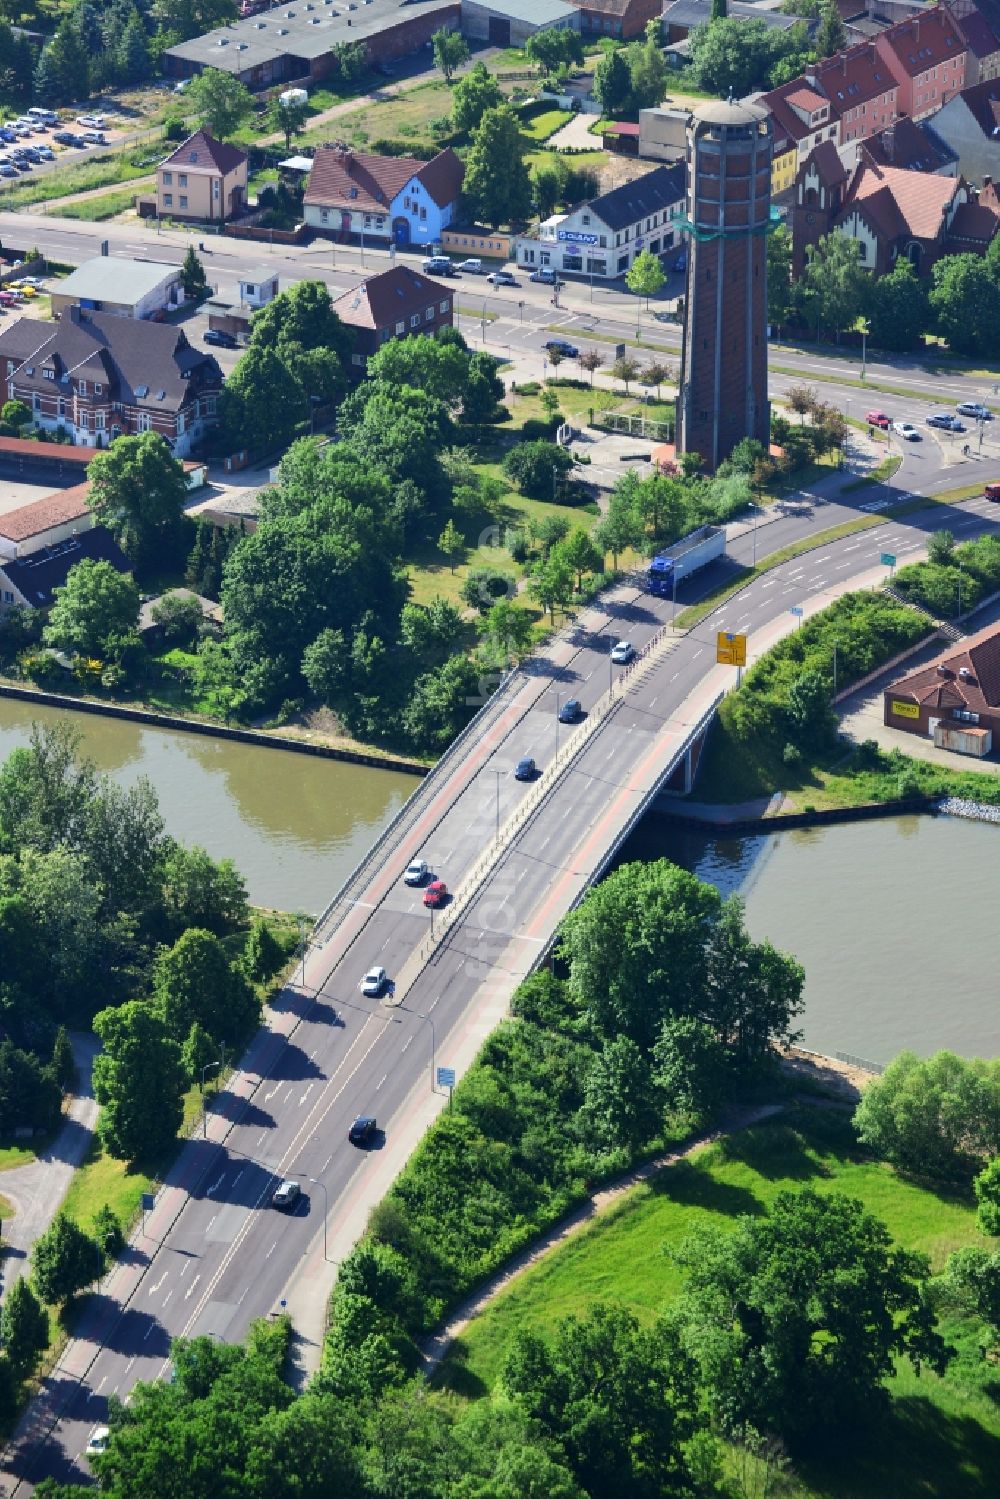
[883,622,1000,756]
[460,0,578,45]
[49,258,184,321]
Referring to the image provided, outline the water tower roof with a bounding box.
[693,99,769,128]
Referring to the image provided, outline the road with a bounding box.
[8,436,1000,1489]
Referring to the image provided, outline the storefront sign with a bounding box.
[891,700,920,719]
[557,230,599,245]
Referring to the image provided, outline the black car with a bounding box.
[558,699,582,724]
[514,756,536,781]
[543,339,579,359]
[204,328,238,349]
[349,1115,377,1146]
[53,131,76,145]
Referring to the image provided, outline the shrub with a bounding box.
[853,1049,1000,1178]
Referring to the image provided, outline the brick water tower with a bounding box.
[678,99,773,472]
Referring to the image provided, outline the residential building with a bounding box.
[763,76,840,196]
[0,483,95,567]
[931,77,1000,183]
[847,113,958,174]
[330,265,453,373]
[948,0,1000,83]
[461,0,579,45]
[662,0,806,43]
[514,163,686,280]
[0,308,222,456]
[303,143,464,249]
[50,258,184,321]
[791,147,998,274]
[0,524,131,613]
[562,0,660,40]
[163,0,459,88]
[883,621,1000,752]
[814,42,902,145]
[678,100,773,472]
[156,131,249,223]
[873,6,968,118]
[205,268,280,340]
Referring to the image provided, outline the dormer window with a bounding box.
[43,368,54,381]
[79,380,87,394]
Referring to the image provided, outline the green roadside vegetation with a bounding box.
[0,148,162,211]
[840,453,901,492]
[48,184,146,220]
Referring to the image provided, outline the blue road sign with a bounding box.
[141,1193,155,1212]
[789,606,804,618]
[880,552,897,568]
[436,1067,456,1090]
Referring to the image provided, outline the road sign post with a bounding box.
[880,551,896,578]
[716,631,746,667]
[436,1066,456,1108]
[789,606,804,627]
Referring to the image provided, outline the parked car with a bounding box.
[53,130,76,145]
[514,756,536,781]
[271,1179,300,1210]
[542,338,579,358]
[985,483,1000,502]
[35,146,54,160]
[611,640,635,664]
[456,257,484,274]
[422,255,455,276]
[86,1426,110,1457]
[957,401,993,421]
[558,698,582,724]
[0,165,16,178]
[82,131,106,145]
[403,858,428,886]
[361,966,388,997]
[486,269,519,286]
[893,421,920,441]
[865,410,891,429]
[927,413,964,431]
[348,1115,377,1145]
[76,114,106,128]
[530,267,558,284]
[204,328,238,348]
[423,879,447,908]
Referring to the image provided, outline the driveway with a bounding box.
[0,1033,100,1295]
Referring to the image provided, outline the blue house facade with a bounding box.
[303,145,465,248]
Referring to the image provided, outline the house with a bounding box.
[156,130,249,223]
[562,0,659,39]
[883,621,1000,753]
[0,308,223,456]
[303,144,464,250]
[662,0,806,44]
[0,483,95,566]
[50,258,184,321]
[930,77,1000,183]
[874,6,968,119]
[514,163,686,281]
[637,106,689,163]
[949,0,1000,83]
[206,267,280,340]
[330,265,454,374]
[0,525,131,613]
[791,147,998,275]
[848,114,958,175]
[461,0,579,45]
[762,76,840,196]
[163,0,459,88]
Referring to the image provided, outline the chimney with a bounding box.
[882,125,894,162]
[68,305,82,325]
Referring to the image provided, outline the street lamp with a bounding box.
[199,1051,226,1138]
[860,319,869,381]
[495,768,501,837]
[291,1171,332,1262]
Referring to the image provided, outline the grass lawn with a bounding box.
[49,185,145,220]
[519,109,573,142]
[299,78,454,152]
[0,151,161,211]
[437,1112,1000,1498]
[0,1140,39,1170]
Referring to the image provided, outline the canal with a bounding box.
[0,699,415,914]
[623,811,1000,1066]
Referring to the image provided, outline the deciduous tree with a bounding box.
[87,432,189,570]
[450,60,501,134]
[0,1277,48,1379]
[267,94,308,150]
[186,66,253,141]
[432,26,469,82]
[42,561,140,660]
[463,106,532,226]
[154,927,259,1046]
[92,1001,186,1163]
[31,1212,101,1306]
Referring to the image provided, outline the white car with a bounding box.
[361,965,387,997]
[892,421,921,441]
[610,641,635,664]
[271,1179,300,1209]
[77,113,106,129]
[403,858,428,885]
[86,1425,110,1457]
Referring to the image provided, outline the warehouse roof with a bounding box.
[53,257,180,307]
[464,0,576,22]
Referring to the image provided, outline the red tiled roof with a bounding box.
[304,145,462,213]
[603,121,641,136]
[412,148,464,208]
[891,622,1000,715]
[817,40,898,110]
[845,160,961,239]
[877,7,965,77]
[0,483,91,543]
[331,265,445,331]
[161,130,247,176]
[0,436,100,463]
[785,85,828,113]
[808,139,848,188]
[948,198,1000,243]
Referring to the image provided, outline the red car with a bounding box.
[423,880,447,908]
[866,410,891,429]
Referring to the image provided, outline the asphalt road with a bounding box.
[9,446,1000,1490]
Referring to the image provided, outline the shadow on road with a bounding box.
[268,1042,325,1083]
[209,1093,274,1129]
[37,1116,95,1166]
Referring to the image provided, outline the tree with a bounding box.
[578,349,605,387]
[87,431,189,569]
[158,842,248,936]
[532,159,568,220]
[937,1246,1000,1346]
[927,527,956,566]
[930,253,1000,357]
[595,488,641,569]
[301,628,347,704]
[639,360,672,400]
[31,1212,101,1306]
[179,244,208,302]
[221,343,305,454]
[866,259,929,353]
[185,67,253,141]
[853,1050,1000,1178]
[526,27,584,74]
[528,552,574,623]
[154,928,259,1046]
[181,1019,217,1084]
[594,48,631,117]
[581,1036,660,1152]
[654,1015,728,1120]
[450,60,501,134]
[612,355,641,393]
[51,1026,76,1093]
[974,1157,1000,1237]
[333,39,366,85]
[401,655,481,752]
[558,528,602,591]
[767,222,793,328]
[815,0,847,56]
[785,383,817,424]
[626,20,669,111]
[461,565,515,614]
[500,1304,705,1497]
[243,916,285,985]
[432,26,469,82]
[42,561,139,660]
[625,248,666,310]
[91,1204,124,1260]
[155,0,237,42]
[674,1188,951,1442]
[479,597,534,662]
[267,94,308,150]
[0,1277,48,1379]
[690,17,790,96]
[503,440,574,500]
[366,333,470,404]
[92,1001,185,1163]
[118,12,151,84]
[1,398,30,430]
[463,106,532,227]
[799,233,869,339]
[438,518,465,572]
[786,668,836,748]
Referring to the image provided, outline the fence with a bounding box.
[596,410,674,441]
[833,1050,886,1075]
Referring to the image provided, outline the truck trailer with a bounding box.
[646,525,725,598]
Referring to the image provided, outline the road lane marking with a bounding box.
[401,1035,413,1054]
[184,1274,201,1301]
[162,1291,172,1310]
[299,1082,315,1106]
[375,1073,388,1091]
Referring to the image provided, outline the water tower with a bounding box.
[677,99,773,471]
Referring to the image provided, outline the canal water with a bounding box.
[0,698,415,914]
[621,811,1000,1066]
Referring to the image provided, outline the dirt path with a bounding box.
[420,1101,785,1373]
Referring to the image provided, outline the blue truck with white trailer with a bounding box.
[647,525,726,598]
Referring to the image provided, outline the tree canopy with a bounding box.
[86,432,189,569]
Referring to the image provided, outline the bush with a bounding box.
[502,439,574,499]
[853,1049,1000,1179]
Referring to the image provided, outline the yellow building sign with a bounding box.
[891,700,920,720]
[717,631,747,667]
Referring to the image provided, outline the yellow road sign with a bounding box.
[717,631,747,666]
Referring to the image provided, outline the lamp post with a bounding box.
[860,319,869,381]
[199,1052,226,1139]
[292,1171,332,1262]
[495,768,501,837]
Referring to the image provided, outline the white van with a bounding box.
[456,257,484,275]
[27,108,58,126]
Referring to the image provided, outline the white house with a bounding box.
[515,164,687,281]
